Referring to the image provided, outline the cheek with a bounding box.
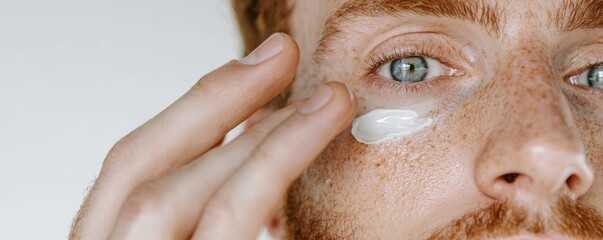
[296,124,477,236]
[565,93,603,211]
[289,53,506,231]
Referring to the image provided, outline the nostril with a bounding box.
[502,173,520,184]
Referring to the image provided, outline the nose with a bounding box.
[475,137,594,202]
[474,51,594,202]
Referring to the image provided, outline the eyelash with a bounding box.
[566,58,603,79]
[362,43,460,96]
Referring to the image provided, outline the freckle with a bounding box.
[484,81,495,90]
[357,96,366,103]
[322,76,329,84]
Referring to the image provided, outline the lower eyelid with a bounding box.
[365,72,460,98]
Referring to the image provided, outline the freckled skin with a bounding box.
[278,0,603,239]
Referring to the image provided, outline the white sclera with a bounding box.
[351,109,433,144]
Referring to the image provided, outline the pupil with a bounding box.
[390,57,428,83]
[588,66,603,88]
[403,64,414,71]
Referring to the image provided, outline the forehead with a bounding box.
[286,0,603,61]
[323,0,564,14]
[310,0,603,35]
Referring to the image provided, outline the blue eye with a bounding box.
[390,57,428,83]
[377,56,447,83]
[588,66,603,88]
[570,65,603,89]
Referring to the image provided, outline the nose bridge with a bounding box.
[501,47,572,136]
[474,46,594,202]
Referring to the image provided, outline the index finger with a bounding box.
[105,33,299,178]
[73,33,299,239]
[194,83,358,239]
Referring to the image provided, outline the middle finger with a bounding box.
[109,104,299,239]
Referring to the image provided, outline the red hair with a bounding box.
[232,0,294,108]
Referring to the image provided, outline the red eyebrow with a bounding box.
[553,0,603,33]
[314,0,502,63]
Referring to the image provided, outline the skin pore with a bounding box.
[272,0,603,239]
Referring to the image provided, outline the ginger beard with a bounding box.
[284,135,603,239]
[257,0,603,239]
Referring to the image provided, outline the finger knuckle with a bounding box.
[100,135,138,179]
[201,196,236,227]
[119,181,168,223]
[105,134,136,163]
[249,145,279,165]
[189,76,216,100]
[241,127,265,144]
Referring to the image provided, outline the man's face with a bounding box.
[281,0,603,239]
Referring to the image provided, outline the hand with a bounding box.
[69,33,358,240]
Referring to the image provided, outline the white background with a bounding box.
[0,0,256,239]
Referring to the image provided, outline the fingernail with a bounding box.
[299,85,333,114]
[239,33,284,65]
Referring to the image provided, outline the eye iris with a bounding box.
[390,57,428,83]
[587,66,603,89]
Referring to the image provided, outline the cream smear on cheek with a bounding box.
[351,109,433,144]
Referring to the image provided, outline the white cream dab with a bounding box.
[351,109,433,144]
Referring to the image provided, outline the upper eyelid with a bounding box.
[558,49,603,81]
[363,44,465,78]
[554,42,603,74]
[565,61,603,81]
[362,33,476,73]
